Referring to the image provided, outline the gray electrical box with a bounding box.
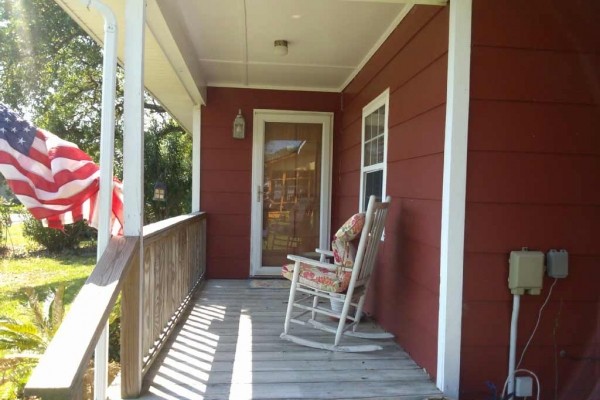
[547,249,568,278]
[509,250,544,295]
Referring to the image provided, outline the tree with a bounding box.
[0,0,192,222]
[144,117,192,223]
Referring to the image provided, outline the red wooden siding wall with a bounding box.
[462,1,600,398]
[338,6,448,379]
[200,87,340,278]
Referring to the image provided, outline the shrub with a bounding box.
[22,216,95,253]
[0,201,10,249]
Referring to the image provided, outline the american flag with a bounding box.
[0,103,123,235]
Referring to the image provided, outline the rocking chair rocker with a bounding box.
[280,195,392,352]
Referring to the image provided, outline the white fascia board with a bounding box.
[152,0,206,105]
[148,0,206,105]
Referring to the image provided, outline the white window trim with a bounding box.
[359,88,390,213]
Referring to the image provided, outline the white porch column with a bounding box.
[437,0,472,397]
[121,0,146,396]
[191,104,201,212]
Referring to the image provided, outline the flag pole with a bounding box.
[82,1,118,399]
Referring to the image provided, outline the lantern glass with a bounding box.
[233,109,245,139]
[153,182,167,201]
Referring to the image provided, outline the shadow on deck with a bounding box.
[108,279,441,400]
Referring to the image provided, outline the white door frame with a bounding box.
[250,110,333,276]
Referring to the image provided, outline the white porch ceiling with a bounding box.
[160,0,411,92]
[53,0,446,132]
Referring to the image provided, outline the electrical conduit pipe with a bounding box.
[508,294,520,397]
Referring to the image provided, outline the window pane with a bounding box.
[378,106,385,135]
[363,170,383,211]
[364,141,371,166]
[365,113,373,140]
[377,136,384,164]
[262,122,322,267]
[370,140,378,166]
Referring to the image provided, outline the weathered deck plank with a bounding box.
[108,280,441,399]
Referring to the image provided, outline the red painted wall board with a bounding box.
[461,302,511,348]
[459,346,508,400]
[349,9,449,119]
[464,203,600,255]
[338,5,448,381]
[344,6,441,105]
[462,1,600,397]
[336,146,362,174]
[468,100,600,155]
[336,171,360,197]
[379,278,439,374]
[472,0,600,52]
[207,236,250,261]
[393,199,442,248]
[200,125,253,150]
[200,192,251,216]
[207,214,250,238]
[387,105,446,162]
[201,149,251,171]
[387,54,447,126]
[462,298,596,348]
[387,155,444,200]
[466,152,600,205]
[518,344,599,400]
[201,171,251,193]
[471,47,597,104]
[333,195,360,223]
[463,253,512,303]
[395,238,441,294]
[367,8,448,98]
[206,256,249,279]
[549,256,600,302]
[337,117,361,151]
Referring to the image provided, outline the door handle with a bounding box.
[257,185,263,202]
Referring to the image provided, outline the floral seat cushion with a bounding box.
[334,213,365,242]
[332,238,356,268]
[282,262,351,293]
[281,213,365,293]
[332,212,364,269]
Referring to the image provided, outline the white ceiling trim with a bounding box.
[339,1,415,91]
[241,0,249,86]
[209,82,341,93]
[341,0,447,5]
[200,59,356,70]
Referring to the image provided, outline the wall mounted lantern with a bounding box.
[153,181,167,201]
[233,109,245,139]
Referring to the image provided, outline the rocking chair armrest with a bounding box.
[315,248,334,257]
[315,248,334,262]
[287,255,337,272]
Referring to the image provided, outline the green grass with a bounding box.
[0,223,95,323]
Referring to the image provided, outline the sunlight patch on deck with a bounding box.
[228,313,253,399]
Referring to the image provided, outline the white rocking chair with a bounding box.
[280,195,392,352]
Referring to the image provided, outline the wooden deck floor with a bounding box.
[109,280,441,400]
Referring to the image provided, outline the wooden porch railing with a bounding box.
[24,212,207,399]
